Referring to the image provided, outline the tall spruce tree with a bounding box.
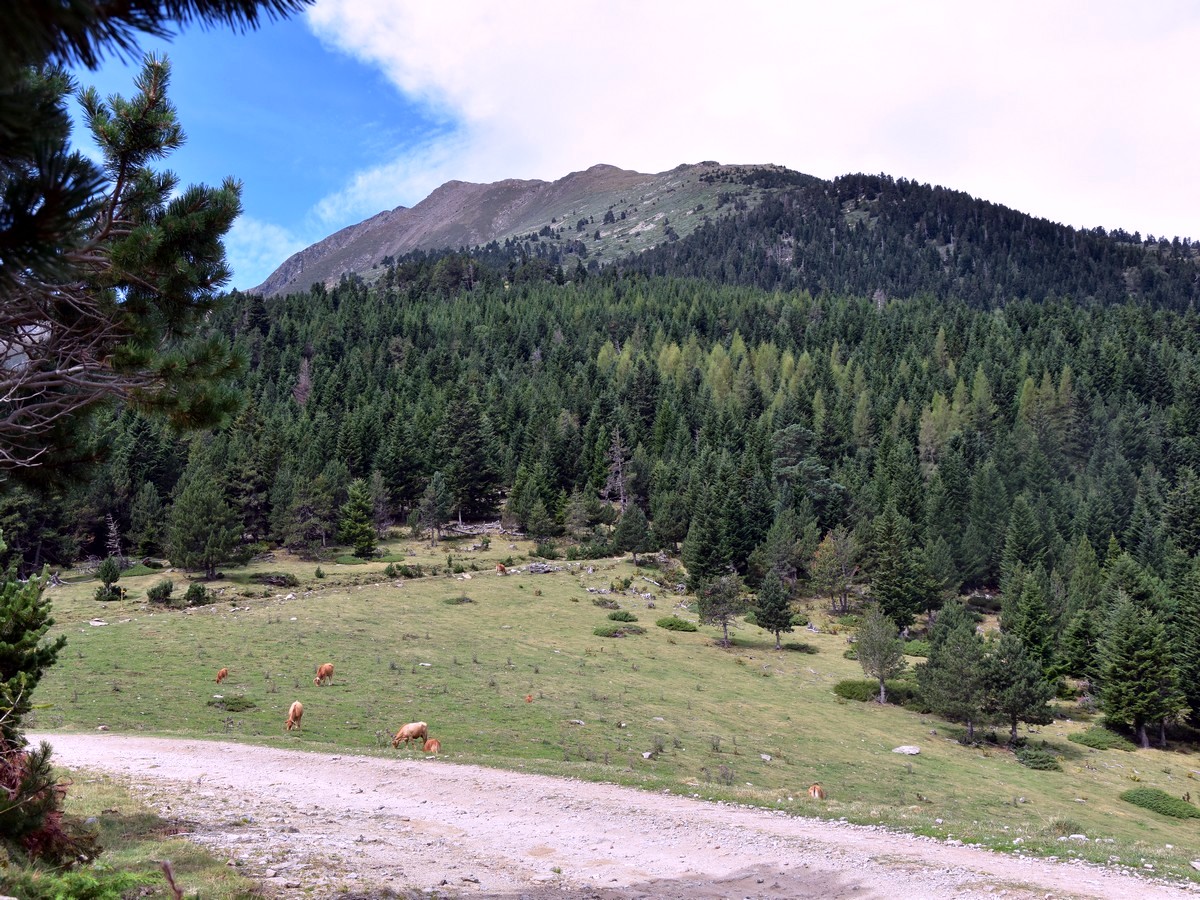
[918,613,987,742]
[983,632,1055,745]
[339,478,377,559]
[1098,594,1185,748]
[167,464,240,579]
[754,569,793,650]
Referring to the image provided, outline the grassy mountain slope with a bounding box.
[254,162,799,296]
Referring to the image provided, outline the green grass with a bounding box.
[0,772,262,899]
[28,538,1200,885]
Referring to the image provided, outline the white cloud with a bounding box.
[225,216,310,290]
[303,0,1200,242]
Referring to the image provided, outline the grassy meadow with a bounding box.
[31,534,1200,885]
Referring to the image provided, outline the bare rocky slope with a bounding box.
[35,732,1200,900]
[252,162,781,296]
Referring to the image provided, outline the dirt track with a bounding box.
[33,733,1199,899]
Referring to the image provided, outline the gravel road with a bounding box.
[33,733,1199,899]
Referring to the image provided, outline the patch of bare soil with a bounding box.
[32,734,1198,899]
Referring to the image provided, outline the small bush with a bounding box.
[1068,725,1136,752]
[591,597,620,609]
[1119,788,1200,819]
[593,623,646,637]
[743,610,757,626]
[790,612,809,627]
[836,614,861,628]
[656,616,698,632]
[444,594,474,605]
[184,582,211,606]
[903,639,931,658]
[565,542,610,560]
[0,868,155,900]
[315,565,326,579]
[146,579,174,604]
[249,572,299,587]
[833,678,915,705]
[842,647,858,660]
[395,563,424,579]
[781,641,818,654]
[207,696,257,712]
[92,585,121,602]
[1015,742,1062,771]
[534,541,561,559]
[607,610,638,622]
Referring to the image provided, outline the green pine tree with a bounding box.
[983,632,1055,745]
[611,503,651,565]
[856,604,907,703]
[339,478,377,559]
[1099,595,1186,748]
[754,569,793,649]
[918,615,987,742]
[167,469,240,579]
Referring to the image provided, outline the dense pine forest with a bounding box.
[6,173,1200,749]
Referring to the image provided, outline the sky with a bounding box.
[73,1,1200,291]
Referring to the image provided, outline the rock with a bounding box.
[568,719,585,726]
[97,725,110,731]
[1068,834,1088,842]
[892,745,921,755]
[1191,860,1200,872]
[761,754,772,762]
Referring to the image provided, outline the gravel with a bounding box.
[33,733,1200,899]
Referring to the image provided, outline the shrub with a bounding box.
[92,585,121,602]
[146,579,174,604]
[781,641,818,654]
[591,597,620,610]
[1068,725,1137,752]
[593,623,645,637]
[534,541,561,559]
[95,556,120,588]
[790,612,809,627]
[656,616,698,632]
[903,639,931,658]
[249,572,298,587]
[1015,742,1062,771]
[395,563,424,579]
[607,610,638,622]
[183,582,211,606]
[1119,788,1200,819]
[0,868,154,899]
[743,610,757,626]
[315,565,326,579]
[206,696,256,712]
[565,541,611,561]
[444,594,474,605]
[842,647,858,660]
[836,614,861,628]
[833,678,915,705]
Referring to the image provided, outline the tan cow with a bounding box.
[808,782,826,800]
[314,662,334,686]
[215,667,229,684]
[496,563,507,575]
[422,738,441,755]
[392,721,428,748]
[285,701,304,731]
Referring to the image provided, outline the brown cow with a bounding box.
[314,662,334,686]
[496,563,507,575]
[285,701,304,731]
[422,738,441,755]
[808,782,826,800]
[391,721,428,748]
[525,694,533,703]
[215,667,229,684]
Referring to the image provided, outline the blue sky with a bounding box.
[72,1,1200,291]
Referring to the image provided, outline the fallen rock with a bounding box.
[892,745,921,755]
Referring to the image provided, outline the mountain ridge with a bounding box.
[252,162,785,295]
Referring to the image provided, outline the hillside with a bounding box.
[255,163,1199,310]
[254,162,798,296]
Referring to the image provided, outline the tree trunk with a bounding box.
[721,619,730,646]
[878,679,887,704]
[1159,719,1168,748]
[775,631,781,650]
[966,717,975,742]
[1136,720,1150,749]
[1009,718,1018,746]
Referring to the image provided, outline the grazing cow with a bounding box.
[808,782,826,800]
[496,563,507,575]
[285,701,304,731]
[215,667,228,684]
[525,694,533,703]
[314,662,334,686]
[422,738,441,755]
[391,721,429,748]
